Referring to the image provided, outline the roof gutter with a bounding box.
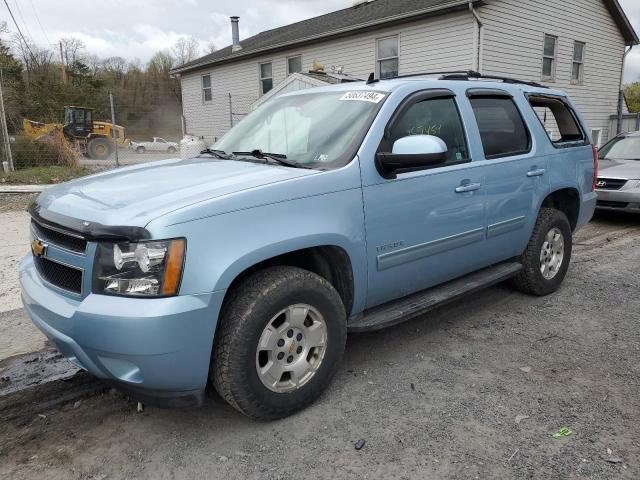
[170,0,483,75]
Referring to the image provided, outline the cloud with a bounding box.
[7,0,640,80]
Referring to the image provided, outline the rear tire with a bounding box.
[167,146,177,154]
[511,208,572,296]
[212,266,347,420]
[136,146,146,154]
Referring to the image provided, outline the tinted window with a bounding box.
[388,97,469,163]
[470,97,530,158]
[529,96,585,145]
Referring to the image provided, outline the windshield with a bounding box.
[599,136,640,161]
[213,91,387,170]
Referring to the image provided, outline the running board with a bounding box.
[348,262,523,333]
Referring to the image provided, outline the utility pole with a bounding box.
[59,41,67,84]
[0,69,14,172]
[109,90,120,168]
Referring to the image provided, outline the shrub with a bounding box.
[11,135,80,170]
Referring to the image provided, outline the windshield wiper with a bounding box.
[232,149,312,169]
[200,148,229,159]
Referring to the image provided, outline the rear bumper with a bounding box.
[20,255,225,404]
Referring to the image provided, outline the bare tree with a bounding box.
[172,36,200,67]
[205,40,217,55]
[11,34,54,83]
[101,56,128,81]
[59,37,86,67]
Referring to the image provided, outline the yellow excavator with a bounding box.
[23,106,130,160]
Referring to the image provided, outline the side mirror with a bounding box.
[375,135,448,179]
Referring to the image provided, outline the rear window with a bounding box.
[528,96,585,145]
[469,97,531,159]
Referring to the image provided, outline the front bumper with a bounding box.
[595,182,640,213]
[20,255,225,406]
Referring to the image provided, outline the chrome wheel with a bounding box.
[540,227,564,280]
[256,304,328,393]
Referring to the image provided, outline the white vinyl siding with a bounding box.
[480,0,626,143]
[180,1,626,143]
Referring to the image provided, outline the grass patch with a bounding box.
[0,166,92,185]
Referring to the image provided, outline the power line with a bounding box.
[28,0,50,44]
[2,0,36,60]
[11,0,35,41]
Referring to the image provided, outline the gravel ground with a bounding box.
[0,212,638,480]
[0,194,46,359]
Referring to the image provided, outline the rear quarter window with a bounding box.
[528,95,586,146]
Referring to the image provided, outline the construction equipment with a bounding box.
[23,106,130,160]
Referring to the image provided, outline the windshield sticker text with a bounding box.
[340,92,386,103]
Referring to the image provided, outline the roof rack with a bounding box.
[366,70,548,89]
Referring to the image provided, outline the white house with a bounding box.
[171,0,638,146]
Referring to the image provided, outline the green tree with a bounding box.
[624,82,640,113]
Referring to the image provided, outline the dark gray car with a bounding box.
[596,131,640,213]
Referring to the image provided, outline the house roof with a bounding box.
[171,0,639,75]
[171,0,482,74]
[603,0,639,46]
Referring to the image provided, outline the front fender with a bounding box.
[149,188,368,315]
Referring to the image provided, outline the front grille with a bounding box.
[31,220,87,254]
[597,200,629,209]
[33,256,83,294]
[596,178,627,191]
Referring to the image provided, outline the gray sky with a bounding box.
[6,0,640,81]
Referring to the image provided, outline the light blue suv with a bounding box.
[20,72,598,419]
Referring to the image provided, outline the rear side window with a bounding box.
[528,96,585,146]
[469,97,530,159]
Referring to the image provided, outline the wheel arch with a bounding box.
[539,187,581,231]
[218,239,357,316]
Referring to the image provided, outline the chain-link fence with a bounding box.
[0,86,262,184]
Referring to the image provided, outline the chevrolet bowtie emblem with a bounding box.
[31,239,47,258]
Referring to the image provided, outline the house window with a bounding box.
[287,56,302,75]
[202,75,212,102]
[542,34,557,81]
[572,41,585,84]
[377,35,399,79]
[260,62,273,95]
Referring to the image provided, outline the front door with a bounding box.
[362,90,487,308]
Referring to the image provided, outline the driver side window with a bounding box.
[388,97,470,163]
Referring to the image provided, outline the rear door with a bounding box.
[466,89,550,263]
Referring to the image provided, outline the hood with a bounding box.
[599,158,640,179]
[35,158,318,229]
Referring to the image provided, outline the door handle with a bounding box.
[455,182,481,193]
[527,168,546,177]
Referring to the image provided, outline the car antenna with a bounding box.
[366,72,379,85]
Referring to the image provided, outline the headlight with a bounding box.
[93,238,186,297]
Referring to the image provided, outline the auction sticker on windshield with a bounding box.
[340,91,386,103]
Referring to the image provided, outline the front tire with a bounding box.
[212,266,347,420]
[511,208,572,296]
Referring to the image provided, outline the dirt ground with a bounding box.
[0,194,47,359]
[0,211,639,480]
